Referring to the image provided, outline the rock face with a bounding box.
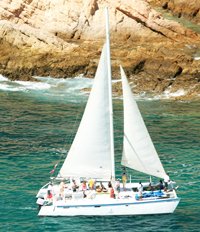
[150,0,200,24]
[0,0,200,99]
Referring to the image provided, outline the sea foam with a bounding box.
[15,80,51,90]
[0,75,93,95]
[163,89,186,98]
[0,74,8,81]
[194,56,200,60]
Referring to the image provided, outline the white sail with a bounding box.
[120,66,166,179]
[59,44,113,180]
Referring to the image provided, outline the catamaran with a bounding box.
[36,8,180,216]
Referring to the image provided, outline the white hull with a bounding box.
[38,197,180,216]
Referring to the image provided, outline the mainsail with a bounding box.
[59,44,113,180]
[120,66,166,179]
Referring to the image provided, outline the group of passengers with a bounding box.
[46,178,123,201]
[147,173,174,192]
[46,172,174,201]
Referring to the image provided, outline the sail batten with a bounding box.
[120,66,166,179]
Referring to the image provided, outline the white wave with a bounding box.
[0,75,93,97]
[35,75,92,86]
[0,83,11,91]
[0,74,8,81]
[129,88,187,101]
[15,80,51,90]
[34,75,93,94]
[0,80,50,92]
[2,74,189,101]
[194,56,200,60]
[0,83,26,92]
[163,89,186,98]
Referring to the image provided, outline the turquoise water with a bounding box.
[0,77,199,231]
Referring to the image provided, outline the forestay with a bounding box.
[120,66,166,179]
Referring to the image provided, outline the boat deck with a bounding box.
[37,183,176,208]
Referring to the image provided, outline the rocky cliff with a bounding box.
[149,0,200,24]
[0,0,200,99]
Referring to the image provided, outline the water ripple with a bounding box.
[0,90,199,232]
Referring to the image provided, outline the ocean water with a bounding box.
[0,76,199,232]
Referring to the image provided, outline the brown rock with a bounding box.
[149,0,200,25]
[116,0,199,41]
[0,0,199,100]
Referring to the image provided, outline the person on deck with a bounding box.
[72,179,79,192]
[46,183,53,200]
[167,180,174,192]
[108,181,112,188]
[110,187,115,198]
[147,183,154,191]
[88,178,95,190]
[122,172,127,190]
[137,182,143,200]
[159,180,164,191]
[47,190,53,200]
[57,193,63,201]
[100,182,107,192]
[164,173,170,189]
[81,181,87,198]
[81,181,87,191]
[115,179,121,198]
[59,181,65,197]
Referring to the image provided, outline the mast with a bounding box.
[105,7,115,180]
